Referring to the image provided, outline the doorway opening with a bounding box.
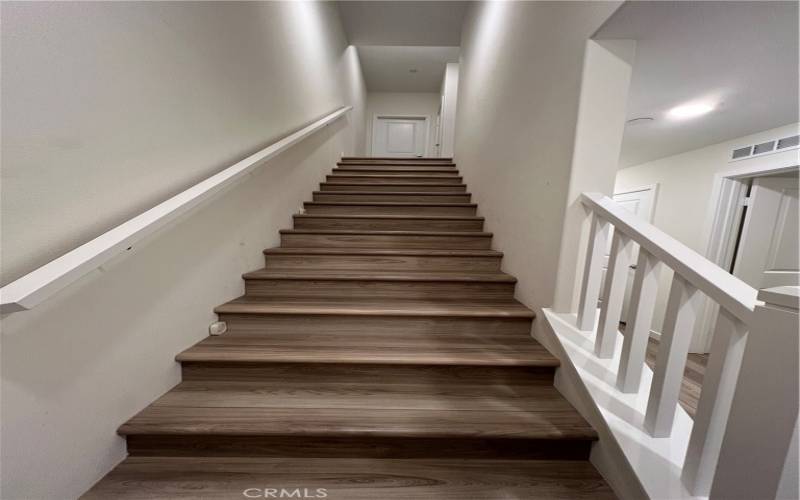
[700,161,799,350]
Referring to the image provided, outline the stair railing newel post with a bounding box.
[706,287,799,500]
[573,193,797,499]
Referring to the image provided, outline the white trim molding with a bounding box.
[698,156,799,350]
[552,190,797,498]
[0,106,352,313]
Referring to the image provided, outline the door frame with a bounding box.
[698,155,799,351]
[613,183,659,222]
[611,184,659,326]
[369,114,431,157]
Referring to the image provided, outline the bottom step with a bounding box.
[82,456,615,499]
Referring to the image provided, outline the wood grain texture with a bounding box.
[242,269,516,300]
[175,343,556,366]
[179,362,558,385]
[123,436,594,460]
[320,182,467,192]
[214,296,535,318]
[312,191,471,202]
[280,230,493,249]
[262,247,501,271]
[336,164,456,170]
[620,323,709,418]
[334,167,460,174]
[326,175,463,185]
[303,201,477,216]
[292,214,484,231]
[217,313,534,336]
[120,407,595,440]
[151,380,570,411]
[84,156,612,499]
[82,457,614,500]
[646,337,707,418]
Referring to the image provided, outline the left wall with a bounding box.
[0,3,366,498]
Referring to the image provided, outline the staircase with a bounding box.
[83,157,615,499]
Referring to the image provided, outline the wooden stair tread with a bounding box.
[82,456,615,500]
[328,174,462,179]
[263,247,502,257]
[82,156,610,497]
[343,155,452,157]
[304,201,476,207]
[176,321,552,364]
[189,328,558,354]
[320,183,466,187]
[243,269,516,282]
[294,213,483,220]
[120,385,592,439]
[119,407,592,439]
[313,190,470,196]
[175,346,554,366]
[197,332,542,347]
[152,380,570,410]
[334,167,458,172]
[280,229,491,236]
[341,156,453,163]
[214,296,535,318]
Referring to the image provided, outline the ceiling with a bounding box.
[596,1,799,168]
[337,1,468,46]
[357,46,459,92]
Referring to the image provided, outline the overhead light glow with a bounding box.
[668,102,715,119]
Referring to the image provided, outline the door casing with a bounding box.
[370,114,430,157]
[699,157,799,351]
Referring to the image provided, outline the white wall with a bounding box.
[552,39,636,314]
[439,63,460,158]
[454,1,622,322]
[365,92,440,156]
[0,1,366,287]
[615,122,800,347]
[0,2,366,499]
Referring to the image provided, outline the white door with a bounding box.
[372,117,427,158]
[733,173,799,288]
[600,185,657,321]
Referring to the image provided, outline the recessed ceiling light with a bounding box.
[668,102,715,119]
[409,69,418,73]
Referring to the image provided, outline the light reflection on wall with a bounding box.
[283,1,340,116]
[464,1,510,96]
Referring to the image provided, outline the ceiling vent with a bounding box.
[730,133,800,161]
[778,135,799,149]
[732,146,752,159]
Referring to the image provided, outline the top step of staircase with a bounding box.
[342,157,453,161]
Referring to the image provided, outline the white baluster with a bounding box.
[644,273,702,437]
[710,287,799,500]
[682,309,748,495]
[616,249,660,392]
[576,213,610,331]
[595,231,633,358]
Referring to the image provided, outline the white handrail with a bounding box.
[580,192,759,323]
[0,106,352,313]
